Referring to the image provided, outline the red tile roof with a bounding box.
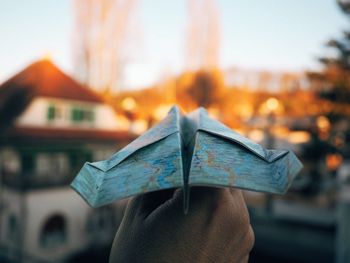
[0,60,103,103]
[0,60,105,131]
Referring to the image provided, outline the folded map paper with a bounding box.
[71,106,302,211]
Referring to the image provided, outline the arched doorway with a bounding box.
[39,214,67,248]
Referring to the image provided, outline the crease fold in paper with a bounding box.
[71,105,303,208]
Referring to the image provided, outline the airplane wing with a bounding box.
[71,106,184,207]
[187,108,303,194]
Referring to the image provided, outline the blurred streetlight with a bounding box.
[121,97,137,112]
[131,119,148,135]
[152,104,173,121]
[247,129,265,143]
[207,107,220,120]
[261,97,282,148]
[259,97,284,115]
[121,97,138,132]
[262,97,282,215]
[326,153,343,173]
[265,97,279,113]
[316,115,331,140]
[286,131,311,144]
[316,116,331,131]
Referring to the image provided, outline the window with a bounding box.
[1,149,21,174]
[47,105,55,120]
[47,104,64,122]
[36,154,51,176]
[71,108,83,122]
[7,214,18,241]
[47,103,95,125]
[39,214,67,248]
[36,153,69,177]
[71,106,94,124]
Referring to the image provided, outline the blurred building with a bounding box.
[225,67,309,92]
[0,60,134,262]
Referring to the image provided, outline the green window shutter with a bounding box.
[47,105,55,120]
[71,108,79,122]
[71,108,85,122]
[71,107,94,123]
[78,109,83,121]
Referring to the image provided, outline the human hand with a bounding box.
[109,187,254,263]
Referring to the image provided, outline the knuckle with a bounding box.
[242,225,255,253]
[211,188,233,209]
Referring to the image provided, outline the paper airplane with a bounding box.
[71,106,302,212]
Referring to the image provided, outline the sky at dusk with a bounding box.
[0,0,348,88]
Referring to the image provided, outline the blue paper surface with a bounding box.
[71,106,303,208]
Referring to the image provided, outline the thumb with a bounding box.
[133,188,178,219]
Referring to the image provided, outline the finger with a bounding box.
[144,188,184,223]
[190,186,228,204]
[148,187,228,224]
[239,255,250,263]
[228,188,251,226]
[235,226,255,262]
[144,187,236,228]
[229,187,243,199]
[189,187,233,214]
[137,188,177,218]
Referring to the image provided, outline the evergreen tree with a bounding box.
[309,0,350,104]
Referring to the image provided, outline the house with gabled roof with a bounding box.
[0,59,133,262]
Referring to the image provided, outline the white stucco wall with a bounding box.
[0,185,126,262]
[94,104,122,130]
[23,187,91,261]
[15,97,48,127]
[15,96,126,131]
[0,187,92,262]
